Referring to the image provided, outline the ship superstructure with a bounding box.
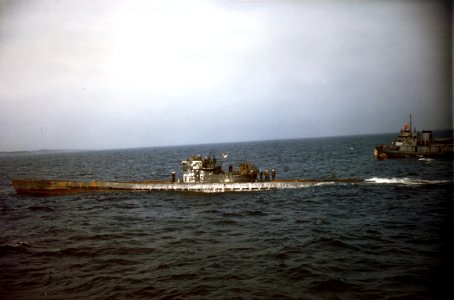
[181,153,259,183]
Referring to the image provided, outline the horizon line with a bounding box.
[0,131,423,154]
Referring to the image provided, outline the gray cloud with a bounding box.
[0,0,451,151]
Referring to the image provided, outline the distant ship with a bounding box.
[374,115,454,160]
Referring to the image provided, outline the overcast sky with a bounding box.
[0,0,451,151]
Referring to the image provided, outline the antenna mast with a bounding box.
[410,113,412,132]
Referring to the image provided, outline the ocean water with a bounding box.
[0,134,452,299]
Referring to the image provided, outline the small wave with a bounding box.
[222,212,243,218]
[33,246,158,258]
[418,157,434,162]
[309,277,360,293]
[100,258,137,266]
[285,264,319,281]
[245,210,267,216]
[315,237,360,251]
[157,273,198,281]
[365,177,451,185]
[27,205,56,212]
[213,219,237,225]
[315,181,336,187]
[0,241,34,255]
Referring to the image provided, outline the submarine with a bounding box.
[11,152,361,195]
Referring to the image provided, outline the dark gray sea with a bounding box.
[0,134,452,299]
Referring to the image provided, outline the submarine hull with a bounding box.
[11,179,362,195]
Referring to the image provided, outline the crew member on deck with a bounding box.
[171,171,176,183]
[271,169,276,180]
[264,170,270,181]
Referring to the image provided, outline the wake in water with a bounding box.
[365,177,452,185]
[418,157,434,162]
